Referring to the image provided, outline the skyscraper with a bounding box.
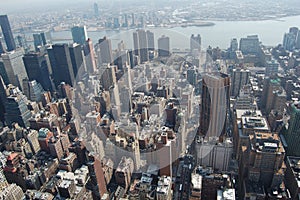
[190,34,201,52]
[96,36,113,64]
[2,48,28,90]
[133,30,149,63]
[231,68,250,97]
[94,3,99,17]
[47,44,75,87]
[83,38,97,74]
[200,73,230,138]
[0,15,16,52]
[158,35,170,57]
[147,30,154,51]
[71,26,88,45]
[69,43,86,78]
[5,86,32,128]
[33,33,43,51]
[239,35,260,55]
[22,51,52,91]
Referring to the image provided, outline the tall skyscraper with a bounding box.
[158,35,170,57]
[0,15,16,52]
[83,38,97,74]
[147,30,154,51]
[2,48,28,90]
[22,51,52,91]
[47,44,75,87]
[200,73,230,138]
[133,30,149,63]
[71,26,88,45]
[190,34,201,52]
[33,33,43,51]
[96,36,113,65]
[94,3,99,17]
[283,32,296,51]
[69,43,86,78]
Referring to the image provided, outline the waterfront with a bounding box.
[35,15,300,50]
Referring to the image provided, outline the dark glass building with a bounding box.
[22,52,52,91]
[0,15,16,52]
[47,44,75,87]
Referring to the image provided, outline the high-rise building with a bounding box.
[0,76,7,122]
[5,86,32,128]
[94,3,99,17]
[283,32,296,51]
[87,154,107,200]
[231,68,250,97]
[158,35,170,57]
[147,30,154,51]
[83,38,97,74]
[190,34,201,52]
[47,44,75,87]
[156,176,172,200]
[133,30,149,63]
[0,15,16,52]
[200,73,230,138]
[22,79,44,102]
[1,48,28,90]
[33,33,43,51]
[22,51,52,91]
[239,132,285,190]
[69,43,86,78]
[239,35,260,55]
[97,36,113,64]
[284,102,300,156]
[71,26,88,45]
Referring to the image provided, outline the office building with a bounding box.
[22,51,52,91]
[2,48,28,90]
[71,26,88,45]
[190,34,201,52]
[285,156,300,200]
[147,30,154,51]
[22,79,44,102]
[5,86,32,127]
[196,137,233,171]
[47,44,75,87]
[83,38,97,74]
[69,43,86,78]
[239,132,285,192]
[231,68,250,97]
[284,102,300,156]
[33,33,43,51]
[158,35,170,57]
[200,73,230,138]
[283,33,296,51]
[97,36,113,64]
[265,59,279,77]
[133,30,149,63]
[239,35,260,55]
[0,15,16,52]
[87,154,107,200]
[94,3,99,17]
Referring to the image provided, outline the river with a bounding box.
[48,15,300,50]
